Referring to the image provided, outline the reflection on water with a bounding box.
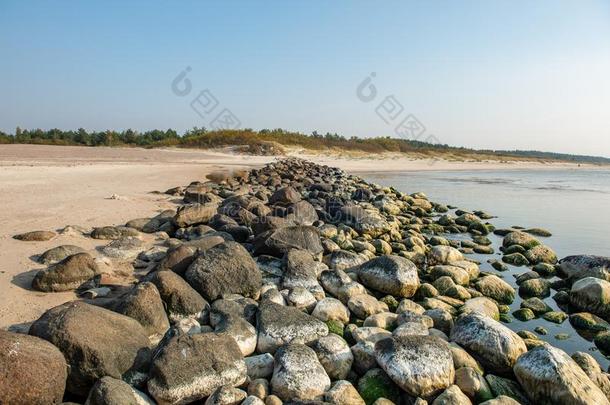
[363,168,610,369]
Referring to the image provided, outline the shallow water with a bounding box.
[363,168,610,369]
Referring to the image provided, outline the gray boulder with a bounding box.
[354,255,420,298]
[256,299,328,353]
[375,335,455,397]
[312,334,354,380]
[38,244,86,264]
[29,301,151,396]
[147,333,247,404]
[185,241,262,301]
[151,270,209,322]
[254,225,323,258]
[570,277,610,321]
[450,312,526,374]
[173,203,218,227]
[514,344,609,405]
[271,343,331,401]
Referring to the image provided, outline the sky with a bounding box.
[1,0,609,156]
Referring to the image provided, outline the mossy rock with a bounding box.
[485,374,530,405]
[504,245,527,255]
[500,313,512,323]
[542,311,567,324]
[380,295,399,312]
[517,330,539,340]
[468,221,490,235]
[473,235,492,246]
[555,333,570,340]
[474,245,494,254]
[489,259,508,272]
[497,304,511,314]
[525,228,552,237]
[518,278,551,298]
[534,326,548,335]
[513,308,535,321]
[326,320,344,337]
[595,332,610,353]
[520,297,552,315]
[502,253,530,266]
[357,368,401,405]
[569,312,609,332]
[532,263,556,277]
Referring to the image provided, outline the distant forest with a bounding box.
[1,127,608,164]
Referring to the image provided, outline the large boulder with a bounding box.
[254,225,323,257]
[185,241,262,301]
[341,205,390,238]
[113,282,170,342]
[514,344,609,405]
[428,246,464,266]
[450,312,526,374]
[32,252,98,292]
[173,203,218,227]
[502,231,540,249]
[29,301,151,396]
[524,245,557,265]
[270,343,331,401]
[559,255,610,280]
[148,333,246,404]
[0,330,67,404]
[85,376,154,405]
[269,186,301,206]
[375,335,455,397]
[570,277,610,321]
[354,255,420,298]
[475,275,515,304]
[151,270,209,322]
[312,334,354,380]
[256,300,328,353]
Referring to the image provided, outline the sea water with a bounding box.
[363,168,610,368]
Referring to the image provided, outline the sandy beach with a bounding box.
[0,144,598,329]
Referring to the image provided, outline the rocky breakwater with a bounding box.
[3,157,610,404]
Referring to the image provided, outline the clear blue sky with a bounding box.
[1,1,609,155]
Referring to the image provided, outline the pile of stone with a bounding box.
[3,158,610,405]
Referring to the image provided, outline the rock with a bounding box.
[91,226,140,240]
[29,301,151,396]
[460,297,499,320]
[325,380,366,405]
[204,385,247,405]
[13,230,56,241]
[524,245,557,265]
[513,308,535,321]
[173,203,218,227]
[428,246,464,265]
[158,245,198,275]
[245,353,275,380]
[214,314,258,356]
[148,333,247,404]
[521,297,552,315]
[357,368,401,405]
[450,312,526,374]
[38,245,86,264]
[502,253,530,266]
[341,206,390,238]
[0,330,67,405]
[485,374,529,404]
[255,225,323,258]
[269,186,301,205]
[312,334,354,380]
[559,255,610,279]
[348,294,389,319]
[312,298,350,324]
[101,236,144,259]
[569,312,609,332]
[248,378,269,399]
[325,249,366,271]
[432,385,473,405]
[375,335,455,397]
[431,266,470,286]
[570,277,610,320]
[449,343,484,375]
[185,241,262,301]
[479,395,521,405]
[282,249,322,290]
[542,311,567,324]
[475,275,515,304]
[519,278,551,298]
[286,200,318,225]
[455,367,493,403]
[85,376,154,405]
[32,252,98,292]
[151,270,209,322]
[502,231,540,249]
[256,299,328,353]
[571,351,610,400]
[113,281,170,342]
[270,343,331,401]
[354,255,419,297]
[514,344,609,405]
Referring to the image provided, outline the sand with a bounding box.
[0,144,594,329]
